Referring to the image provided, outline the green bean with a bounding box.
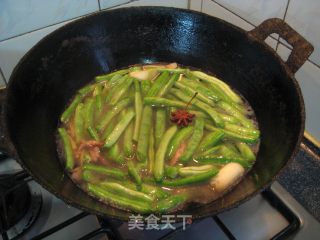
[179,79,220,102]
[169,106,178,113]
[188,110,209,119]
[223,143,239,156]
[105,74,123,87]
[157,73,179,97]
[141,80,151,96]
[74,103,85,142]
[101,121,115,140]
[83,163,126,179]
[195,154,252,168]
[191,71,242,104]
[87,184,151,213]
[120,181,169,199]
[184,69,199,81]
[174,81,215,106]
[58,128,74,170]
[205,124,259,143]
[148,125,155,174]
[198,130,224,151]
[123,121,134,157]
[82,170,98,182]
[236,142,256,162]
[106,74,128,90]
[146,71,170,97]
[187,96,223,127]
[60,95,81,123]
[83,98,95,128]
[184,77,242,115]
[197,145,222,157]
[165,166,179,178]
[179,165,216,177]
[199,110,239,126]
[141,185,168,199]
[104,108,135,147]
[218,112,240,124]
[156,195,187,213]
[155,108,167,147]
[93,84,103,114]
[97,97,132,132]
[95,69,129,82]
[137,106,153,162]
[205,81,229,101]
[154,125,178,182]
[184,77,246,115]
[87,126,100,141]
[161,168,219,187]
[224,123,260,138]
[101,182,153,202]
[179,118,204,163]
[167,126,193,159]
[109,77,133,105]
[127,160,142,186]
[144,97,188,108]
[105,75,128,99]
[217,101,252,128]
[167,94,181,101]
[133,79,142,141]
[78,84,95,96]
[170,88,224,127]
[215,90,247,115]
[107,143,124,164]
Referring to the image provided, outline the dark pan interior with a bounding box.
[5,7,304,220]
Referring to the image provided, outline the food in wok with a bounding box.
[57,63,260,213]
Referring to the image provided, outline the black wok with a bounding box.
[0,7,313,220]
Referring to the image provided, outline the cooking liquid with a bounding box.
[57,63,260,212]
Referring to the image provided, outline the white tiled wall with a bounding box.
[106,0,188,9]
[277,44,320,140]
[0,0,99,41]
[285,0,320,66]
[201,0,253,31]
[189,0,201,12]
[100,0,130,9]
[0,20,76,80]
[213,0,288,25]
[0,0,319,141]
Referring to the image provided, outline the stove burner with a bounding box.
[0,171,42,239]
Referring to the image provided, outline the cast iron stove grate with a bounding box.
[0,170,42,240]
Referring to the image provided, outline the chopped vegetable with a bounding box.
[104,109,135,147]
[58,128,74,170]
[154,125,178,182]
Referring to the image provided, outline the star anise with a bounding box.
[170,92,198,127]
[171,110,195,126]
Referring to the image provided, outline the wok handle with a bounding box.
[248,18,314,74]
[0,87,10,159]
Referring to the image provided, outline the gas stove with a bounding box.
[0,143,319,240]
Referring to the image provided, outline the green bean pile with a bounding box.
[58,63,260,213]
